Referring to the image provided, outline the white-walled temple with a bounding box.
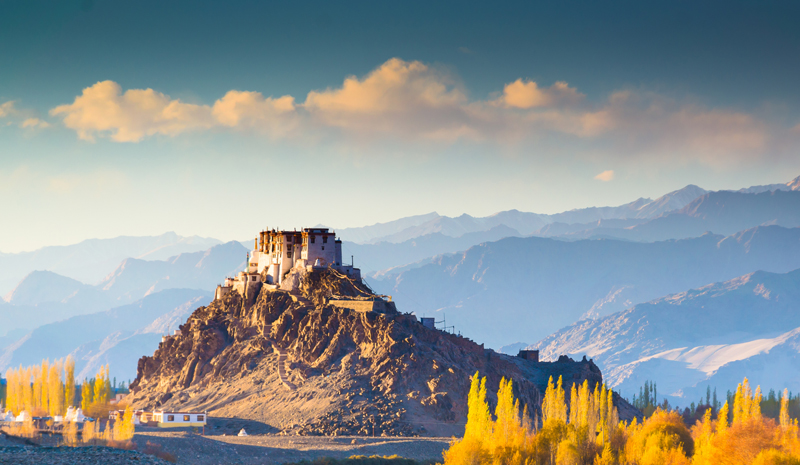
[215,227,361,300]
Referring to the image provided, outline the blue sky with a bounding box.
[2,0,800,252]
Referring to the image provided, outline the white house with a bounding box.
[152,410,207,427]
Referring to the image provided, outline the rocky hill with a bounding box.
[129,268,629,436]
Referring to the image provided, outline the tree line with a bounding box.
[443,373,800,465]
[3,358,117,419]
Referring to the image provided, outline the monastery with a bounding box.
[215,227,361,300]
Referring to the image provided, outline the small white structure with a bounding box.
[152,410,207,428]
[238,428,248,436]
[2,410,14,422]
[64,406,87,423]
[15,410,31,422]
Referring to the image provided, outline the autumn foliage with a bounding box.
[3,357,75,417]
[442,374,800,465]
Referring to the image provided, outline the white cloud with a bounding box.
[49,81,299,142]
[50,81,215,142]
[594,170,615,182]
[495,79,583,109]
[20,117,50,129]
[0,101,16,118]
[304,58,473,140]
[45,58,789,167]
[212,90,298,137]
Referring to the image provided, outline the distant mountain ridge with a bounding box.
[735,174,800,194]
[335,183,714,244]
[336,178,800,246]
[0,232,221,295]
[372,225,800,349]
[0,289,211,382]
[531,268,800,404]
[0,241,247,336]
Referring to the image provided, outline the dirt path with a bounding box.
[264,323,297,391]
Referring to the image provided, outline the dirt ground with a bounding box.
[1,417,454,465]
[132,430,451,465]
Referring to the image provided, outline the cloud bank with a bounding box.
[47,58,791,164]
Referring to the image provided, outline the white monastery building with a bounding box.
[215,227,360,300]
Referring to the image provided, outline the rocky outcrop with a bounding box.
[130,269,629,436]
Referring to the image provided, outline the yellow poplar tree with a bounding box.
[569,382,579,426]
[492,377,524,459]
[40,360,49,413]
[64,356,75,409]
[81,379,93,411]
[733,383,744,425]
[120,405,135,440]
[4,369,16,415]
[442,372,491,465]
[751,385,763,420]
[598,384,608,444]
[48,361,64,416]
[780,388,791,429]
[717,401,729,435]
[22,366,33,413]
[31,365,42,414]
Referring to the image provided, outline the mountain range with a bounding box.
[1,175,799,390]
[0,232,221,295]
[0,289,211,382]
[335,177,797,245]
[372,225,800,350]
[532,268,800,405]
[0,241,246,337]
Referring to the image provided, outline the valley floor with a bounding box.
[131,431,450,465]
[0,419,451,465]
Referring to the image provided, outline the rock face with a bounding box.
[130,269,619,436]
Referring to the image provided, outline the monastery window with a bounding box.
[197,415,204,421]
[323,236,328,244]
[287,236,292,243]
[184,415,190,422]
[310,236,315,244]
[287,251,292,258]
[167,415,174,422]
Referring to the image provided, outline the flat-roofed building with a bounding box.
[152,410,207,428]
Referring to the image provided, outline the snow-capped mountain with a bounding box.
[531,268,800,405]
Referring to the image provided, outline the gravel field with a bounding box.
[0,427,452,465]
[133,431,451,465]
[0,445,172,464]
